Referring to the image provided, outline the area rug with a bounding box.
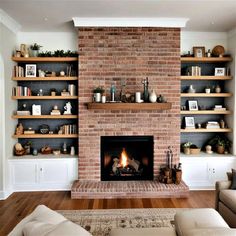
[58,208,187,236]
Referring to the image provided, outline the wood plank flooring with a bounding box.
[0,190,215,235]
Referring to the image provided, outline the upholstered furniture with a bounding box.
[216,179,236,227]
[111,208,236,236]
[8,205,92,236]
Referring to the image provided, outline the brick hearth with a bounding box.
[71,180,189,199]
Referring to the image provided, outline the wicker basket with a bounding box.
[212,45,225,57]
[190,148,201,155]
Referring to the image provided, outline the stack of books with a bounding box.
[191,66,201,76]
[12,86,31,96]
[50,109,61,115]
[13,65,24,77]
[60,124,77,134]
[214,105,226,111]
[206,121,220,129]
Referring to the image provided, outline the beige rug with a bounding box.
[58,208,187,236]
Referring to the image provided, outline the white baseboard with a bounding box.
[0,189,13,200]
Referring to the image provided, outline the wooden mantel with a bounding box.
[87,102,172,110]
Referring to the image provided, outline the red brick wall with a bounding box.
[78,27,180,181]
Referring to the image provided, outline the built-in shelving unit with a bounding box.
[87,102,172,110]
[12,56,78,157]
[181,56,233,153]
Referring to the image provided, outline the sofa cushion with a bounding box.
[184,228,236,236]
[174,208,229,236]
[23,220,92,236]
[219,189,236,213]
[110,227,176,236]
[231,168,236,189]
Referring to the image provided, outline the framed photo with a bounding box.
[25,64,36,77]
[32,104,41,115]
[215,68,225,76]
[188,100,198,111]
[185,117,195,128]
[193,47,205,58]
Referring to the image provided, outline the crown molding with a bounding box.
[73,17,189,28]
[0,9,21,34]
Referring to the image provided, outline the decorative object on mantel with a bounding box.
[135,92,143,103]
[93,86,105,103]
[212,45,225,57]
[41,145,52,154]
[187,85,196,93]
[149,90,157,103]
[142,77,149,102]
[193,46,205,58]
[110,84,116,102]
[157,95,167,103]
[24,141,32,155]
[39,124,50,134]
[120,79,126,102]
[62,142,68,154]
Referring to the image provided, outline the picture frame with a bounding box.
[215,68,225,76]
[188,100,198,111]
[185,117,195,128]
[32,104,41,115]
[193,47,205,58]
[25,64,36,77]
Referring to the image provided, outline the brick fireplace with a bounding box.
[78,27,180,182]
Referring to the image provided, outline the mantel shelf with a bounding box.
[181,128,232,133]
[12,96,78,100]
[181,57,232,62]
[13,134,78,138]
[180,110,232,115]
[12,76,78,81]
[12,57,78,62]
[181,76,232,80]
[87,102,172,110]
[12,115,78,119]
[181,93,232,97]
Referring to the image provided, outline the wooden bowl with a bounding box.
[212,45,225,57]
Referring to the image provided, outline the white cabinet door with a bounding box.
[10,161,38,190]
[39,160,69,185]
[181,157,211,189]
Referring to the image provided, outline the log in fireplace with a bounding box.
[101,136,154,181]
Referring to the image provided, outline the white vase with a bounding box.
[149,90,157,103]
[94,93,101,102]
[205,88,211,94]
[30,50,39,57]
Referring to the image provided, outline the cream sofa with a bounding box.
[111,209,236,236]
[8,205,92,236]
[216,179,236,228]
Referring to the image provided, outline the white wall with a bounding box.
[17,31,78,52]
[0,23,17,199]
[227,28,236,155]
[181,31,228,55]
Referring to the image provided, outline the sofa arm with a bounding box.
[215,180,231,211]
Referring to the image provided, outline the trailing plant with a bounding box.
[181,142,192,148]
[207,135,232,151]
[38,50,78,57]
[30,43,42,50]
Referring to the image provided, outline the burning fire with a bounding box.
[120,148,128,168]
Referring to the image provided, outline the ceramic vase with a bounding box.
[149,90,157,103]
[94,93,101,102]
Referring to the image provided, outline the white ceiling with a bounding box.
[0,0,236,32]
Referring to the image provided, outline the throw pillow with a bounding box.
[230,169,236,190]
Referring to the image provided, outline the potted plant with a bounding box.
[30,43,42,57]
[189,144,201,154]
[207,135,232,154]
[93,87,105,103]
[181,142,192,155]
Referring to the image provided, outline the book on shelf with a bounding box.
[191,66,201,76]
[13,65,24,77]
[206,121,220,129]
[60,124,77,134]
[16,110,31,115]
[12,86,31,96]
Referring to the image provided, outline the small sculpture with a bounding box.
[63,102,72,115]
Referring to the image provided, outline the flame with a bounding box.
[120,148,128,168]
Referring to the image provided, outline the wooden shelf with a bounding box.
[180,110,232,115]
[181,128,232,133]
[12,76,78,81]
[12,96,78,100]
[13,134,78,138]
[181,57,232,63]
[87,102,172,110]
[12,115,78,119]
[12,57,78,62]
[181,76,232,80]
[181,93,232,97]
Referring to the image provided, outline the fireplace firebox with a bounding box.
[101,136,154,181]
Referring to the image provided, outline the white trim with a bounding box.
[0,190,12,200]
[0,9,21,34]
[73,17,189,28]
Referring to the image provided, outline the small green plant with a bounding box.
[30,43,42,50]
[182,142,192,148]
[93,87,105,94]
[207,135,232,150]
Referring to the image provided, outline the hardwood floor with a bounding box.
[0,190,215,235]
